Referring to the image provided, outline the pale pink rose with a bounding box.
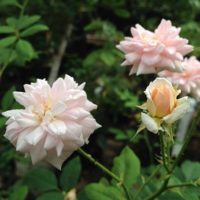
[3,75,101,169]
[140,78,190,133]
[117,19,193,75]
[159,56,200,101]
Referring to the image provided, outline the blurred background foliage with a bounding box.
[0,0,200,199]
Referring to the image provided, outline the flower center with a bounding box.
[32,99,53,123]
[141,33,158,46]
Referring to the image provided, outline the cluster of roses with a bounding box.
[118,19,197,134]
[3,19,197,169]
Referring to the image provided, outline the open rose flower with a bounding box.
[117,19,193,75]
[3,75,101,169]
[139,78,190,133]
[159,56,200,101]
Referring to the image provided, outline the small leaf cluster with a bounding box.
[0,14,48,67]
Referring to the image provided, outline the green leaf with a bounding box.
[173,167,185,182]
[17,15,41,30]
[115,89,139,108]
[6,17,18,28]
[16,39,35,60]
[102,22,116,37]
[168,175,182,186]
[23,168,58,193]
[79,183,123,200]
[183,187,200,197]
[0,48,16,65]
[0,0,20,7]
[112,146,140,188]
[20,24,48,37]
[60,156,81,192]
[0,117,7,129]
[0,36,17,48]
[109,128,129,140]
[0,26,15,34]
[36,192,63,200]
[83,51,100,66]
[160,192,185,200]
[182,190,199,200]
[1,86,15,110]
[100,51,115,66]
[84,20,103,31]
[9,185,28,200]
[115,9,131,18]
[181,161,200,181]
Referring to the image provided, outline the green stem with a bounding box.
[167,125,173,169]
[144,175,170,200]
[160,132,170,173]
[144,132,171,200]
[0,62,9,78]
[145,108,200,200]
[166,182,194,190]
[20,0,29,16]
[134,165,162,200]
[144,179,194,200]
[0,49,15,78]
[78,148,132,200]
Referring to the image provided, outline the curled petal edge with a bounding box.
[163,97,191,124]
[141,112,161,134]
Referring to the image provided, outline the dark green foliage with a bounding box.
[1,86,15,110]
[60,156,81,192]
[23,168,58,193]
[9,184,28,200]
[36,192,64,200]
[78,183,123,200]
[79,147,141,200]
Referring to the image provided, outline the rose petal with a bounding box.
[141,113,160,134]
[25,126,44,145]
[48,120,67,135]
[163,97,191,124]
[29,140,47,164]
[46,150,72,170]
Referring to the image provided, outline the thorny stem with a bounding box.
[144,130,181,200]
[78,148,132,200]
[145,108,200,200]
[160,132,170,173]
